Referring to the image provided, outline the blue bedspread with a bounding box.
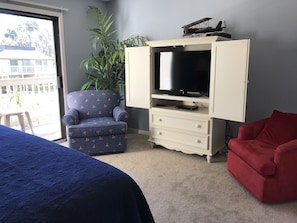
[0,125,154,223]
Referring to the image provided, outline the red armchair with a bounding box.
[227,110,297,203]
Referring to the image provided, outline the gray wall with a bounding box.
[110,0,297,136]
[2,0,296,136]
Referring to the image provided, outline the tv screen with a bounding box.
[155,50,211,97]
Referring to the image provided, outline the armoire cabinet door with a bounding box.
[209,39,250,122]
[125,46,150,109]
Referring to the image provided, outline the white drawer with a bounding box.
[151,113,209,134]
[151,127,208,150]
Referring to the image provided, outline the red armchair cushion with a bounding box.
[228,139,276,176]
[256,110,297,146]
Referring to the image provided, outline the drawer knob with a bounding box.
[196,139,201,143]
[158,132,162,136]
[196,124,202,128]
[159,118,162,122]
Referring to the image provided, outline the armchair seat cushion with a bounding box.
[229,139,276,176]
[68,117,127,138]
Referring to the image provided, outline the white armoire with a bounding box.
[125,36,250,162]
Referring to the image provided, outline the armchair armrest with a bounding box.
[113,106,128,122]
[274,139,297,165]
[274,139,297,179]
[62,108,79,126]
[237,118,269,140]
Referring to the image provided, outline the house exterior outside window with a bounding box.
[0,45,55,79]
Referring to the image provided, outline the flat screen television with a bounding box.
[155,50,211,97]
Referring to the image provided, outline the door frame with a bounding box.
[0,2,68,139]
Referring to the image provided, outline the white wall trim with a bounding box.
[128,128,149,135]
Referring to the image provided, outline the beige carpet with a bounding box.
[91,134,297,223]
[72,134,297,223]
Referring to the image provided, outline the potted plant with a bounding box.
[80,6,147,98]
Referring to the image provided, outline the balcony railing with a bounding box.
[8,65,56,73]
[0,65,56,78]
[0,76,62,141]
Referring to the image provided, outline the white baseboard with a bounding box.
[127,128,149,135]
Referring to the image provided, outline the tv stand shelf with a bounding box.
[151,94,209,104]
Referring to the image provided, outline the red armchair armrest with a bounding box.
[274,139,297,173]
[237,118,269,140]
[273,139,297,201]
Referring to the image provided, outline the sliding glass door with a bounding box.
[0,5,66,141]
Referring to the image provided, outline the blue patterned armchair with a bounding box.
[62,90,128,155]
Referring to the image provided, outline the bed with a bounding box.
[0,125,154,223]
